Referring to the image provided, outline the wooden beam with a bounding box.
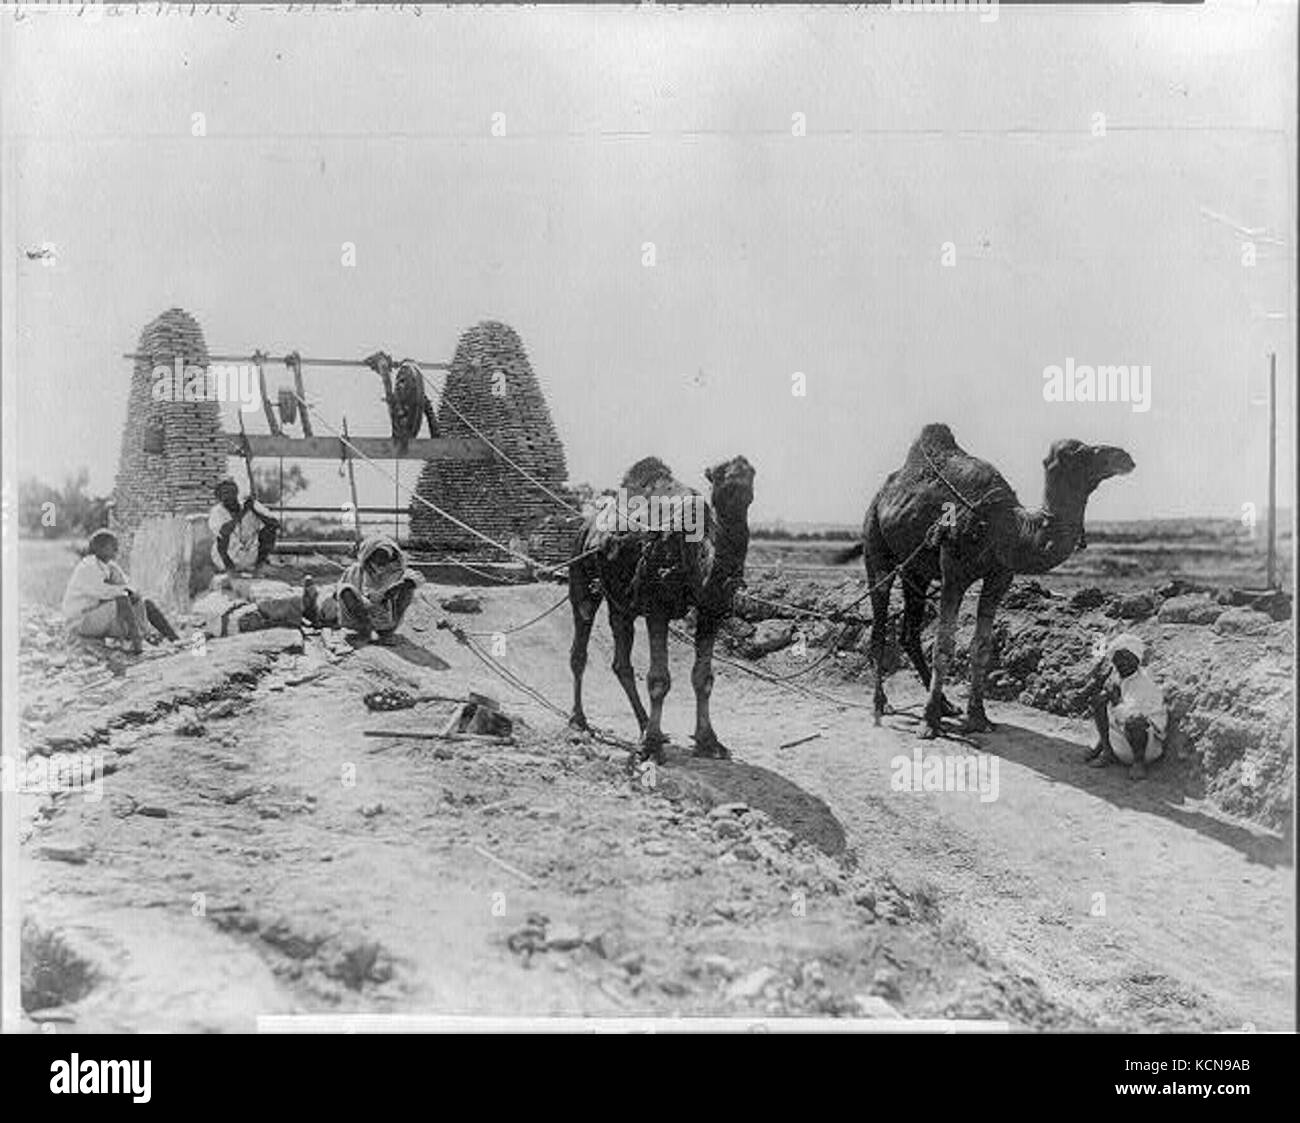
[221,433,491,461]
[125,352,451,371]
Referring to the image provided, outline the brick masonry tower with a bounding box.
[111,307,225,564]
[409,320,575,562]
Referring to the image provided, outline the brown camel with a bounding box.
[568,455,755,762]
[840,423,1134,738]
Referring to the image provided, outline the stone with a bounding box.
[129,514,213,616]
[798,960,826,988]
[1069,586,1108,611]
[38,842,91,864]
[745,619,796,657]
[727,966,780,1002]
[227,578,302,626]
[731,843,761,862]
[1214,606,1272,636]
[544,923,584,952]
[1107,593,1156,620]
[440,593,483,614]
[871,967,902,1000]
[642,839,670,856]
[1158,594,1223,625]
[854,994,902,1019]
[709,802,749,819]
[713,819,745,840]
[700,954,740,980]
[616,951,645,975]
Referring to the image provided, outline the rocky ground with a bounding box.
[12,539,1294,1032]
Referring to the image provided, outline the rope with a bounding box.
[417,370,584,517]
[293,392,568,575]
[459,592,571,637]
[439,620,642,755]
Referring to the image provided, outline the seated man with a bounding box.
[304,535,420,645]
[1085,633,1168,780]
[62,529,180,655]
[209,477,280,573]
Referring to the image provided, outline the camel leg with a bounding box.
[641,614,671,763]
[901,576,959,718]
[866,559,894,725]
[690,614,728,759]
[964,569,1011,733]
[922,547,966,739]
[609,609,649,737]
[569,599,596,731]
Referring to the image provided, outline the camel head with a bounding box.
[363,351,392,374]
[704,455,756,520]
[1042,439,1135,507]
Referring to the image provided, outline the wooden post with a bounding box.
[237,411,256,495]
[342,416,362,545]
[287,351,312,437]
[252,351,281,437]
[1267,351,1277,589]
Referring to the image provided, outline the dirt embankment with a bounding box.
[730,573,1294,833]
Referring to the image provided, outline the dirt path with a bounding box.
[469,586,1295,1031]
[17,585,1292,1030]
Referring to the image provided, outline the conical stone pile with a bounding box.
[111,307,224,563]
[410,321,575,563]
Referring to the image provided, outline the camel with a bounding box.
[839,423,1134,738]
[568,454,756,762]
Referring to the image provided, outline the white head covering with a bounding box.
[1108,633,1146,663]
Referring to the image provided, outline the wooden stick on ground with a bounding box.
[473,844,537,887]
[777,732,823,750]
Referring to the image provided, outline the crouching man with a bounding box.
[62,529,180,655]
[209,477,280,574]
[304,535,420,645]
[1085,633,1167,780]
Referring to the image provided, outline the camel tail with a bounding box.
[831,541,864,565]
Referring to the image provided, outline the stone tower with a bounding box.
[409,320,574,562]
[111,307,225,563]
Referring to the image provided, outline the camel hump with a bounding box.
[917,422,958,450]
[621,456,676,492]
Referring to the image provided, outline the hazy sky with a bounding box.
[3,2,1295,525]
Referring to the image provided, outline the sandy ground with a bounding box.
[15,581,1294,1031]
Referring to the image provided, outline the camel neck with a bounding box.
[1000,496,1085,573]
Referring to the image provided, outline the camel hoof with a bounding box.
[962,714,995,734]
[919,725,940,741]
[691,734,731,760]
[639,733,668,765]
[567,713,589,733]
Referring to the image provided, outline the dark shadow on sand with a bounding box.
[658,745,846,857]
[958,719,1292,869]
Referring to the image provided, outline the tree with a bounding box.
[18,470,109,538]
[252,464,309,507]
